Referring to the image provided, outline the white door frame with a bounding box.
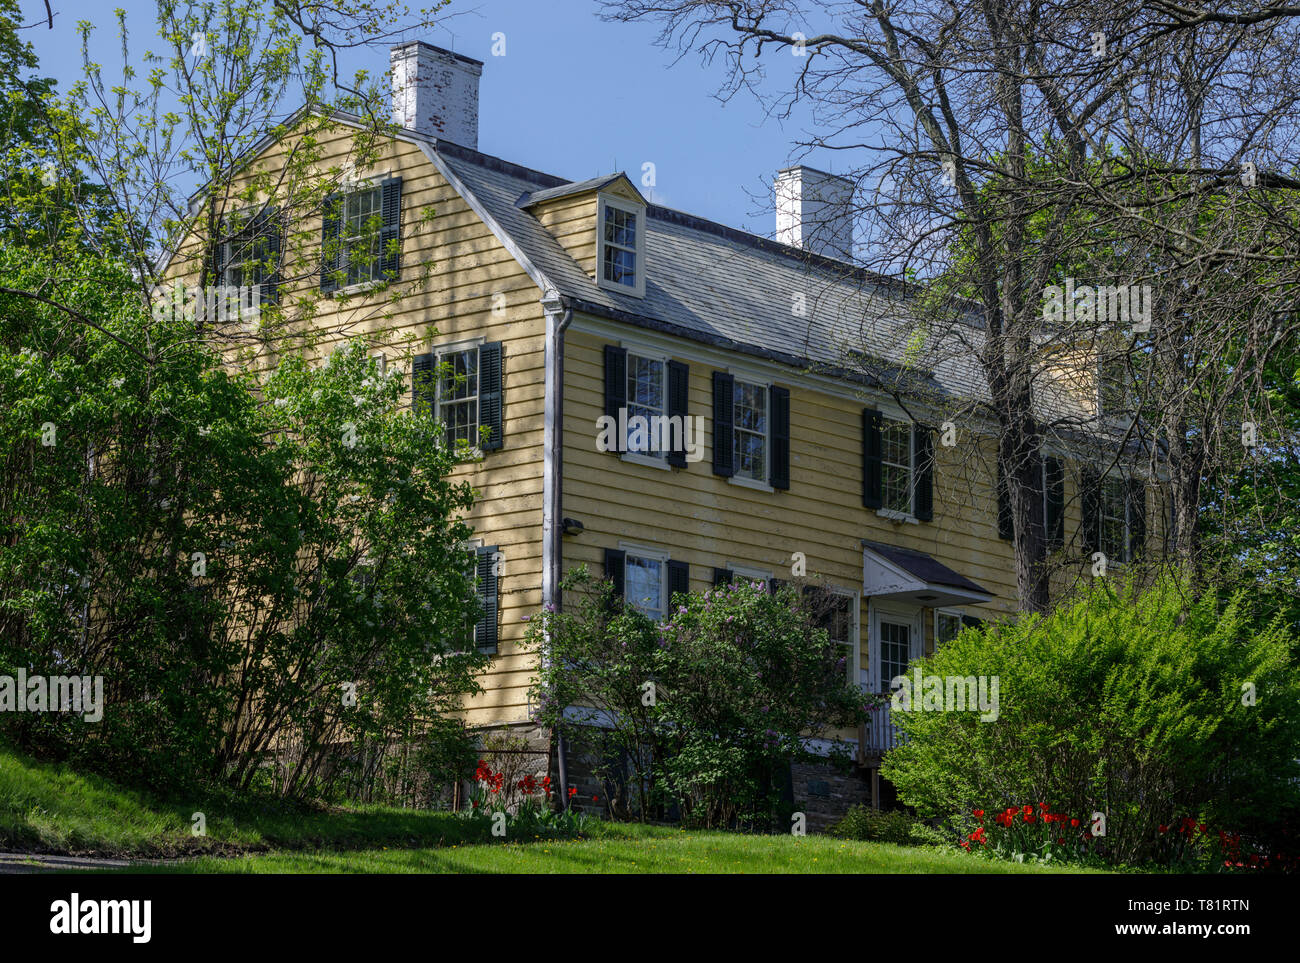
[867,600,924,694]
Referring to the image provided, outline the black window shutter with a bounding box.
[1081,467,1101,554]
[320,192,341,292]
[475,546,499,654]
[769,577,787,595]
[712,567,733,588]
[260,209,283,306]
[667,559,690,602]
[1127,479,1146,559]
[412,353,435,416]
[380,176,403,281]
[1045,456,1065,550]
[960,614,985,629]
[604,345,627,437]
[996,462,1013,540]
[770,385,790,490]
[913,424,934,521]
[604,548,626,597]
[479,342,504,451]
[667,361,689,468]
[712,372,735,477]
[862,408,883,509]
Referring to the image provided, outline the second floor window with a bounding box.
[880,418,914,514]
[340,186,384,286]
[733,379,768,482]
[437,347,480,448]
[1083,471,1145,564]
[322,176,402,293]
[626,352,665,456]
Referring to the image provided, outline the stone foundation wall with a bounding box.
[791,760,876,833]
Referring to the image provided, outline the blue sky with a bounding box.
[19,0,841,240]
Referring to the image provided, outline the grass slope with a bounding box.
[154,829,1106,874]
[2,744,1108,874]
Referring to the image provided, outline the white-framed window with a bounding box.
[1098,355,1133,419]
[732,379,769,483]
[935,609,964,646]
[621,543,669,620]
[337,184,385,287]
[729,563,772,589]
[1099,476,1132,562]
[217,209,276,290]
[432,341,482,450]
[870,602,923,695]
[626,350,666,457]
[816,588,860,687]
[880,417,914,515]
[598,195,646,297]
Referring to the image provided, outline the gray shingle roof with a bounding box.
[433,141,990,405]
[862,541,993,596]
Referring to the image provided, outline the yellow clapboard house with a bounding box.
[166,41,1161,822]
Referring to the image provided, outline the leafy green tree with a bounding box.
[0,246,486,797]
[528,570,871,828]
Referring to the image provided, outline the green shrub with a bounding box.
[527,569,873,828]
[827,805,943,846]
[882,576,1300,866]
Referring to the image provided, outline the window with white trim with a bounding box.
[936,610,964,646]
[599,197,643,294]
[435,346,480,448]
[733,379,768,483]
[338,185,384,286]
[880,417,914,514]
[817,591,857,685]
[626,352,666,457]
[623,549,667,620]
[1099,476,1130,562]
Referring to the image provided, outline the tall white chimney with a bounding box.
[774,166,854,261]
[390,42,483,149]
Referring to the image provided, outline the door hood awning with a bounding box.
[862,540,995,607]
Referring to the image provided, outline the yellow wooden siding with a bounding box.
[165,124,547,728]
[530,193,599,279]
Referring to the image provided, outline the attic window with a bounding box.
[598,195,645,297]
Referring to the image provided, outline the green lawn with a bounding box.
[0,744,508,857]
[2,743,1109,873]
[151,828,1106,874]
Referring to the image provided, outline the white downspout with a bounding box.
[540,294,572,802]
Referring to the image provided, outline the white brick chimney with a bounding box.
[774,166,854,261]
[390,41,483,148]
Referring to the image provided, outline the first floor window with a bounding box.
[1099,477,1130,562]
[816,592,856,685]
[936,610,963,646]
[733,379,768,482]
[880,418,913,514]
[624,553,665,620]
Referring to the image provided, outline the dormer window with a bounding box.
[598,195,646,297]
